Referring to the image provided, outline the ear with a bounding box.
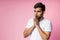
[42,11,45,15]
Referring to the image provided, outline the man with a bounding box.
[23,2,52,40]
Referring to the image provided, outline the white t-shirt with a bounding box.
[25,18,52,40]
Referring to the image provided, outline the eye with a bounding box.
[37,11,41,12]
[34,10,36,12]
[34,10,41,12]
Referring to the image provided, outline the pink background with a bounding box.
[0,0,60,40]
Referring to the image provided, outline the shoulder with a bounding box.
[43,18,52,32]
[44,18,52,24]
[25,18,34,28]
[28,18,34,22]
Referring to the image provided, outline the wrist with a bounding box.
[36,24,39,27]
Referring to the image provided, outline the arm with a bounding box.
[36,25,51,40]
[34,18,51,40]
[23,25,35,38]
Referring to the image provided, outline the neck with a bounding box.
[38,16,44,22]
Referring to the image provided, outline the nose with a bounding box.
[35,11,38,14]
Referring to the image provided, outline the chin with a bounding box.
[37,16,41,19]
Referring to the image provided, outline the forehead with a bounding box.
[34,7,42,11]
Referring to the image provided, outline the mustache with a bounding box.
[35,15,41,19]
[35,15,41,21]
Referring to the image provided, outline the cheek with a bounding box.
[37,13,42,16]
[34,12,43,16]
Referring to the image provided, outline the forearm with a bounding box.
[27,26,35,35]
[24,25,35,38]
[36,25,49,40]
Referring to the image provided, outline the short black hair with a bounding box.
[34,2,45,11]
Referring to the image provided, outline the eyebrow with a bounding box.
[34,10,41,12]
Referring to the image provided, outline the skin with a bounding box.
[23,7,51,40]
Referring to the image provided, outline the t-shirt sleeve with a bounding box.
[44,21,52,32]
[25,18,33,28]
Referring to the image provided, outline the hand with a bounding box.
[34,18,39,26]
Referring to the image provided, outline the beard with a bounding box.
[36,15,42,19]
[35,14,43,21]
